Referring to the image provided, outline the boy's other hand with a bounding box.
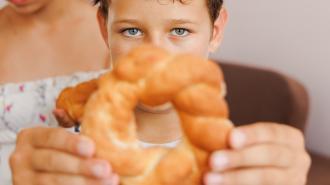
[204,123,311,185]
[10,127,119,185]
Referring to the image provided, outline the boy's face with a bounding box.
[98,0,227,63]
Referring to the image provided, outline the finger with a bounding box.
[10,153,35,185]
[230,123,305,149]
[209,144,294,172]
[35,173,119,185]
[53,109,77,128]
[204,168,286,185]
[31,149,112,178]
[16,127,95,157]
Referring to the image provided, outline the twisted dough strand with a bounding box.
[57,44,233,185]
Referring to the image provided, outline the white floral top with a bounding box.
[0,70,105,185]
[0,69,181,185]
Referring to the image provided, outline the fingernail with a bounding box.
[210,152,229,171]
[111,174,120,185]
[102,174,120,185]
[102,179,114,185]
[77,137,94,157]
[92,162,110,178]
[231,129,246,149]
[204,173,224,185]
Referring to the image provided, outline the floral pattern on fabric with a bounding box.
[0,70,106,185]
[0,70,106,144]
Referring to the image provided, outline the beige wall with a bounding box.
[0,0,6,9]
[212,0,330,156]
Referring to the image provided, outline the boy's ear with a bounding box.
[209,7,228,53]
[97,9,110,48]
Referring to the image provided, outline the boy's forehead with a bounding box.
[110,0,206,8]
[109,0,209,20]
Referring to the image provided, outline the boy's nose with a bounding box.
[146,30,166,47]
[145,34,164,48]
[144,36,176,53]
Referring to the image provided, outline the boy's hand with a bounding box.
[204,123,311,185]
[10,127,119,185]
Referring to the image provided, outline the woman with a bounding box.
[0,0,110,184]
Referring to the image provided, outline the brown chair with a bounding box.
[217,61,330,185]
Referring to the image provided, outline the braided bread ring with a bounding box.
[57,45,233,185]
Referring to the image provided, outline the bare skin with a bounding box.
[0,0,109,84]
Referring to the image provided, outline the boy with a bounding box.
[10,0,311,185]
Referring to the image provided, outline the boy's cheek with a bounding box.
[109,39,140,60]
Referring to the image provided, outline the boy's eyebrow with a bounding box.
[113,19,139,24]
[113,19,197,25]
[167,19,197,25]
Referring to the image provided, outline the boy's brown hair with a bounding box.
[93,0,223,23]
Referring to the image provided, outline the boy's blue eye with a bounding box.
[122,28,142,37]
[171,28,190,37]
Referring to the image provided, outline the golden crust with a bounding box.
[56,79,98,125]
[56,44,233,185]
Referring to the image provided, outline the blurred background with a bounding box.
[214,0,330,158]
[211,0,330,158]
[0,1,5,8]
[211,1,330,183]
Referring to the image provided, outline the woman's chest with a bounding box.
[0,33,105,84]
